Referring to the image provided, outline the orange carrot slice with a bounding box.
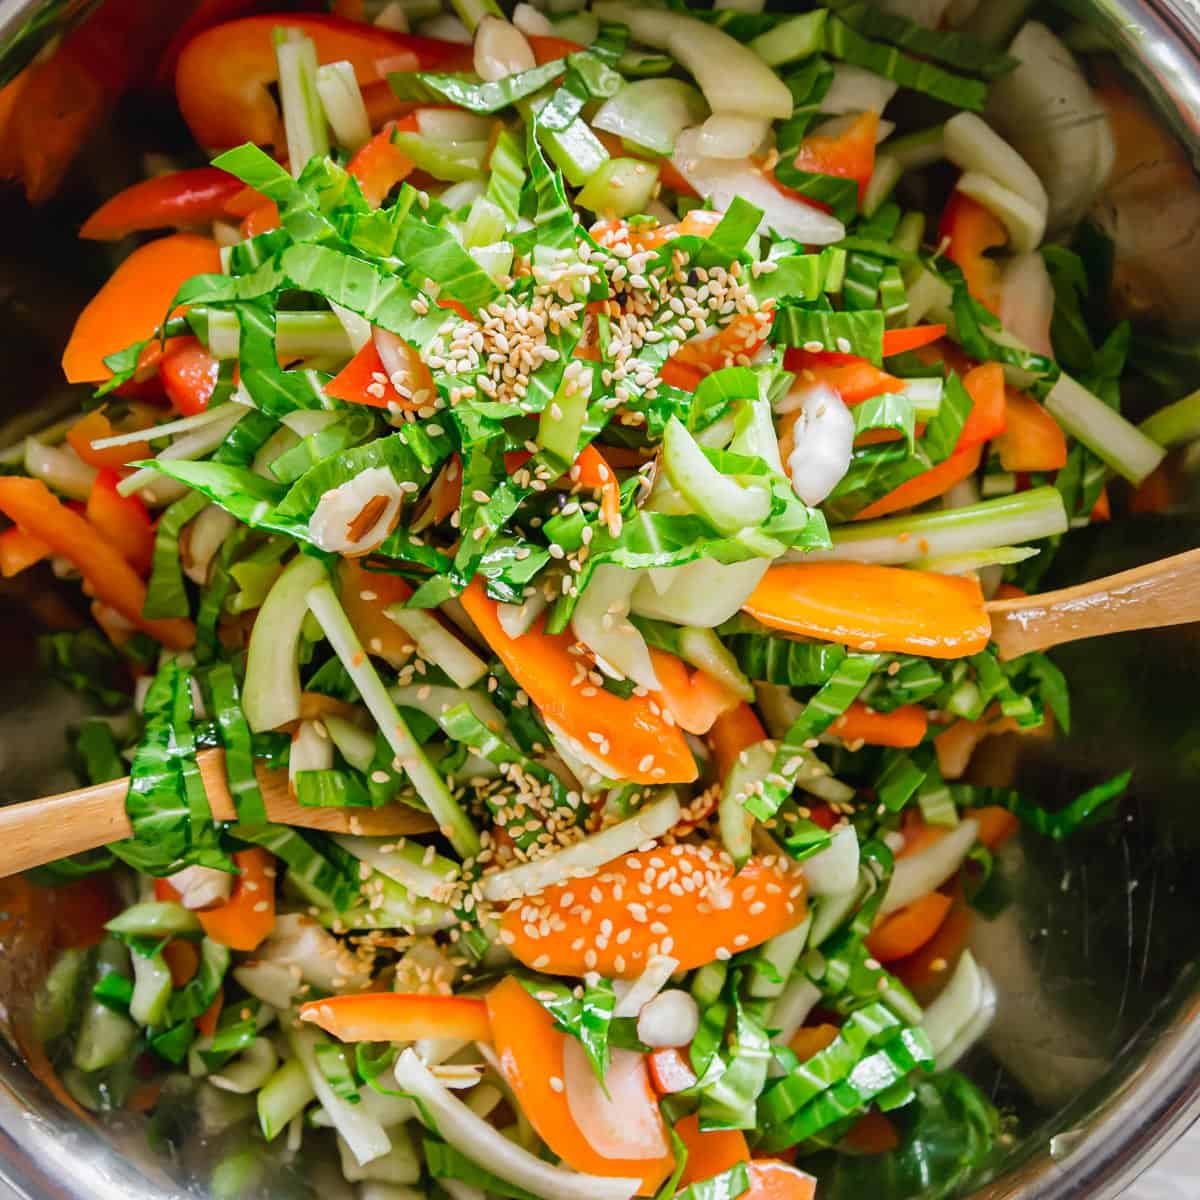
[338,558,415,668]
[893,902,971,994]
[0,477,195,649]
[939,191,1006,314]
[160,849,275,951]
[675,1113,749,1187]
[196,989,224,1038]
[957,363,1008,449]
[743,563,991,659]
[649,649,742,736]
[461,578,696,785]
[881,325,946,357]
[300,994,491,1043]
[995,388,1068,471]
[789,1023,840,1062]
[499,844,807,978]
[853,443,983,521]
[66,410,153,469]
[708,702,768,781]
[866,891,953,962]
[783,350,903,405]
[62,234,221,383]
[746,1160,818,1199]
[86,469,155,575]
[648,1048,697,1095]
[573,443,623,532]
[487,977,675,1195]
[829,701,927,749]
[162,939,199,988]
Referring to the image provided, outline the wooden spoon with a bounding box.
[0,747,436,878]
[987,547,1200,660]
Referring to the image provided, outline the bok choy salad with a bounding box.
[7,0,1176,1196]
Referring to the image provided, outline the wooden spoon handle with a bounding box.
[0,748,437,878]
[986,547,1200,660]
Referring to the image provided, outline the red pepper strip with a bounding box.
[783,349,903,405]
[956,362,1008,449]
[299,993,492,1043]
[80,166,244,240]
[174,15,477,150]
[157,848,276,951]
[161,337,221,417]
[0,477,195,649]
[573,444,622,532]
[783,111,878,208]
[325,334,431,411]
[62,233,221,384]
[86,469,155,575]
[348,115,419,208]
[853,443,984,522]
[939,190,1007,314]
[0,526,51,577]
[881,324,947,357]
[67,410,153,470]
[156,0,274,86]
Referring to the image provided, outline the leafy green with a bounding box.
[39,628,131,708]
[387,58,570,112]
[204,663,267,826]
[424,1140,540,1200]
[675,1163,751,1200]
[519,974,616,1084]
[772,307,884,363]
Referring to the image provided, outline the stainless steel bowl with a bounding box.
[0,0,1199,1196]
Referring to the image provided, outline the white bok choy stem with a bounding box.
[613,954,680,1018]
[306,579,481,858]
[801,825,861,896]
[572,564,660,692]
[920,949,997,1068]
[480,791,681,902]
[384,604,488,689]
[393,1048,640,1200]
[117,404,247,499]
[881,818,978,916]
[631,558,769,629]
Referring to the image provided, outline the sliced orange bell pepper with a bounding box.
[842,1111,900,1156]
[300,993,492,1043]
[0,477,194,649]
[593,208,724,254]
[86,469,155,575]
[973,804,1020,849]
[745,1160,818,1199]
[786,111,878,208]
[669,313,772,377]
[675,1113,749,1187]
[648,649,742,736]
[160,337,221,416]
[80,166,245,240]
[782,349,903,406]
[994,388,1068,471]
[938,190,1006,314]
[743,563,990,660]
[853,442,983,521]
[882,325,946,357]
[893,901,971,994]
[462,578,696,785]
[326,334,429,411]
[157,0,272,86]
[829,701,928,749]
[162,938,200,988]
[957,362,1008,449]
[573,444,623,532]
[175,15,472,150]
[708,702,768,781]
[193,848,275,951]
[647,1048,698,1095]
[196,989,224,1038]
[866,891,953,962]
[0,525,51,578]
[789,1023,840,1062]
[62,233,221,384]
[488,977,674,1195]
[499,843,807,978]
[66,409,153,470]
[348,115,418,208]
[338,558,415,667]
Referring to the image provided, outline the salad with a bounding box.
[3,0,1190,1197]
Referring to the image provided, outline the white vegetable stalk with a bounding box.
[671,130,845,244]
[373,1,410,32]
[333,835,458,902]
[769,976,822,1047]
[233,961,301,1010]
[695,114,771,160]
[955,171,1046,255]
[631,558,769,629]
[182,505,238,586]
[88,404,232,450]
[613,954,680,1018]
[480,790,681,902]
[23,440,96,500]
[308,466,404,555]
[166,865,232,911]
[275,30,330,178]
[784,382,855,506]
[999,252,1055,358]
[395,1049,639,1200]
[637,989,700,1048]
[117,405,247,499]
[572,564,660,692]
[316,60,372,153]
[415,107,494,141]
[290,719,334,790]
[513,3,553,35]
[384,604,487,689]
[880,818,978,915]
[211,1038,279,1094]
[592,80,709,156]
[338,1126,420,1184]
[497,590,547,639]
[801,825,861,896]
[943,111,1048,229]
[417,13,473,43]
[473,15,536,81]
[262,913,373,992]
[821,64,899,115]
[563,1042,670,1161]
[920,949,996,1067]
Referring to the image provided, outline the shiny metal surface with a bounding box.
[0,2,1199,1198]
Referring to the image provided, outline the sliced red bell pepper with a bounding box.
[62,233,221,384]
[157,0,274,86]
[783,349,903,406]
[647,1048,697,1095]
[956,362,1007,449]
[161,337,221,416]
[938,190,1006,314]
[300,993,492,1043]
[0,525,51,577]
[0,477,194,649]
[66,410,153,470]
[853,442,984,521]
[80,166,245,240]
[882,324,947,357]
[325,335,429,411]
[348,115,418,208]
[86,469,155,575]
[158,848,276,951]
[994,387,1068,471]
[174,15,474,150]
[785,111,878,208]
